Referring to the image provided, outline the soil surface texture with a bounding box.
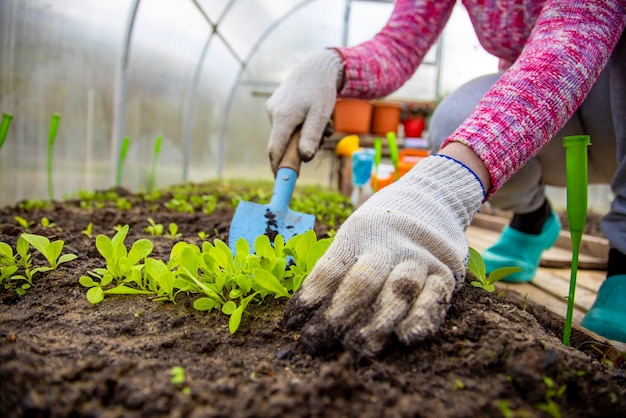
[1,183,625,418]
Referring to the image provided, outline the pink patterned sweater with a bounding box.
[336,0,626,197]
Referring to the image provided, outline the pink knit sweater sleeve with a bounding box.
[335,0,626,197]
[336,0,456,98]
[446,0,626,196]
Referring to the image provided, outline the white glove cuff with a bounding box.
[401,154,486,230]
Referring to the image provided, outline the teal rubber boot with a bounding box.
[482,211,561,283]
[581,275,626,343]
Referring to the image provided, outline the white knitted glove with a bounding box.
[283,155,486,357]
[265,49,343,173]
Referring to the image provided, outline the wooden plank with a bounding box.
[546,268,605,292]
[530,269,596,312]
[495,282,585,324]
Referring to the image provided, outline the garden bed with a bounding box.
[1,182,625,418]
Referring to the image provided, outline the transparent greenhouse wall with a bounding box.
[0,0,612,212]
[0,0,129,205]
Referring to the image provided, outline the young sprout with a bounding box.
[0,113,13,152]
[47,113,61,202]
[81,222,94,238]
[149,135,163,192]
[167,223,182,241]
[115,136,131,188]
[144,218,164,236]
[14,216,34,230]
[40,217,55,228]
[467,247,521,292]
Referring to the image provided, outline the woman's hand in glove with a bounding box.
[265,49,343,173]
[283,154,486,357]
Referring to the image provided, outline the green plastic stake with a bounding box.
[0,113,13,151]
[149,135,163,192]
[373,138,383,192]
[562,135,590,346]
[386,132,400,181]
[116,136,131,188]
[47,113,61,202]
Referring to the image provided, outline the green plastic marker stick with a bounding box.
[562,135,590,346]
[373,138,383,192]
[116,136,131,188]
[47,113,61,202]
[386,132,400,181]
[0,113,13,151]
[149,135,163,192]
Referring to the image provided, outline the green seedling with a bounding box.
[47,113,60,202]
[149,135,163,192]
[115,136,131,188]
[197,231,208,240]
[81,222,94,238]
[164,198,194,213]
[148,135,163,192]
[0,113,13,151]
[562,135,590,346]
[170,366,186,384]
[79,225,154,304]
[536,376,565,418]
[467,247,521,292]
[19,233,78,270]
[0,242,18,289]
[14,216,34,230]
[167,223,182,241]
[144,218,164,236]
[40,217,55,228]
[18,198,49,211]
[170,366,190,394]
[6,233,77,295]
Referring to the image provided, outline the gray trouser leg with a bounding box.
[601,30,626,255]
[428,52,619,217]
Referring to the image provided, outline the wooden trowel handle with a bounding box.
[278,129,303,175]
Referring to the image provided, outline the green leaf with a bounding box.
[86,286,104,304]
[179,246,200,280]
[167,241,190,269]
[253,234,271,256]
[103,285,154,295]
[211,239,233,271]
[58,253,78,264]
[487,267,522,284]
[222,300,237,315]
[0,242,15,263]
[229,304,244,334]
[306,239,332,271]
[193,297,219,311]
[273,234,285,255]
[253,268,289,298]
[128,239,153,265]
[467,247,486,280]
[95,234,114,264]
[79,275,97,288]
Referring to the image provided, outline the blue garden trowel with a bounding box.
[228,130,316,252]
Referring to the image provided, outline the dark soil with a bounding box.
[1,184,625,418]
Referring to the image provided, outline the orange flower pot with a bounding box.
[371,101,401,135]
[333,99,373,134]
